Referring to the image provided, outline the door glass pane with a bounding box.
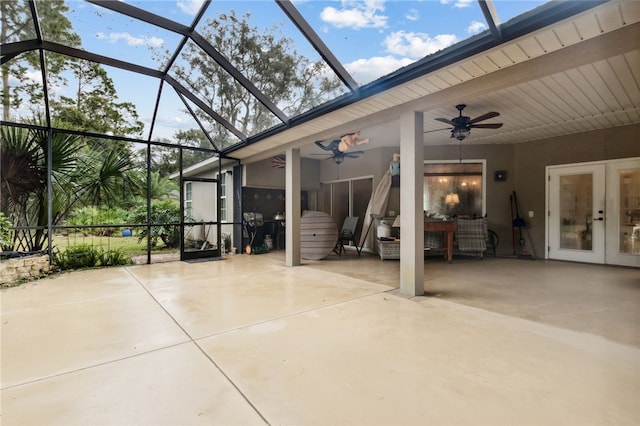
[320,183,331,215]
[332,181,349,226]
[352,178,373,242]
[620,169,640,254]
[559,174,592,250]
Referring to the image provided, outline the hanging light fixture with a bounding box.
[451,127,470,141]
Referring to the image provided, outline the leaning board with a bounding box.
[300,210,338,260]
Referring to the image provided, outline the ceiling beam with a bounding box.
[276,0,359,92]
[175,89,219,151]
[478,0,502,42]
[88,0,289,125]
[164,75,247,143]
[231,19,640,163]
[28,0,51,128]
[223,0,609,156]
[0,40,39,65]
[86,0,191,35]
[40,41,164,78]
[190,33,289,125]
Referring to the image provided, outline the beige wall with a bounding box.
[317,123,639,258]
[319,146,397,184]
[512,124,639,258]
[245,157,321,192]
[243,124,638,258]
[423,124,639,257]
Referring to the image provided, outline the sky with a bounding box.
[78,0,547,84]
[17,0,548,140]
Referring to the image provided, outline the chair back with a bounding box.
[341,216,359,237]
[455,218,487,254]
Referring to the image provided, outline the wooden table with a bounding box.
[425,220,456,262]
[300,210,338,260]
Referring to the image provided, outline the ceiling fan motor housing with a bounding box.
[433,103,502,141]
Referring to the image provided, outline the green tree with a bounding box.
[145,131,215,178]
[165,10,344,148]
[129,199,181,249]
[0,117,140,251]
[1,0,80,120]
[175,129,215,170]
[50,58,144,137]
[148,171,178,200]
[1,1,143,138]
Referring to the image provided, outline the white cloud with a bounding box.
[320,1,388,29]
[176,0,204,16]
[25,69,43,85]
[405,8,419,21]
[467,20,487,34]
[96,32,164,48]
[383,31,458,59]
[440,0,473,8]
[345,55,415,85]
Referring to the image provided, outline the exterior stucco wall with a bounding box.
[512,124,639,258]
[318,123,639,258]
[244,157,321,191]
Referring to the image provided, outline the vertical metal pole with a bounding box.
[46,128,53,260]
[146,143,151,265]
[217,155,222,256]
[179,148,184,261]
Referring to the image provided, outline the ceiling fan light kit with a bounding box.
[452,127,470,141]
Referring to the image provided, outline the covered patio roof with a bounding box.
[3,0,637,161]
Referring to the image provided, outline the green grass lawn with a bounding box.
[53,233,175,257]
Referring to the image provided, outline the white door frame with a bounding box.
[546,157,640,267]
[605,157,640,267]
[546,163,606,264]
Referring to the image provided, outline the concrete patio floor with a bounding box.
[1,252,639,425]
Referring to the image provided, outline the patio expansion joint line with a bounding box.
[184,289,392,425]
[0,341,192,391]
[123,267,273,426]
[192,289,389,342]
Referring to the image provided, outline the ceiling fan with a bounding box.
[313,139,364,164]
[427,104,503,141]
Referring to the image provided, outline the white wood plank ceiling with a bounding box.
[235,0,640,163]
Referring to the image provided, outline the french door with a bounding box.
[547,158,640,267]
[320,177,373,246]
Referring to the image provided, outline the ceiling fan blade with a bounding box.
[346,150,365,155]
[469,111,499,124]
[469,123,503,129]
[435,117,454,125]
[424,127,452,133]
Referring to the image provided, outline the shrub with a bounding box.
[53,244,132,270]
[0,212,13,251]
[98,249,132,267]
[66,206,130,235]
[128,199,181,248]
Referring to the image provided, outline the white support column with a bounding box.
[286,147,301,266]
[399,111,424,297]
